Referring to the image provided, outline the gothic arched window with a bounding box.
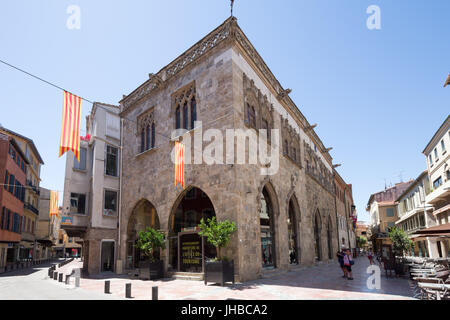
[175,106,181,129]
[151,122,155,148]
[140,128,145,153]
[183,102,188,130]
[190,97,196,129]
[146,124,151,150]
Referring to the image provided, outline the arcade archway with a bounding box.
[126,199,160,269]
[168,187,216,273]
[260,185,277,269]
[314,211,321,261]
[287,195,300,265]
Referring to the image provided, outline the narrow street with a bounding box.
[0,257,414,300]
[0,260,120,300]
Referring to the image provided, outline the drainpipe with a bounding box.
[117,118,124,273]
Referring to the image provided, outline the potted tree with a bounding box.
[136,227,166,280]
[388,226,413,276]
[198,217,237,286]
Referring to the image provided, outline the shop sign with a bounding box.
[61,216,73,225]
[180,234,202,270]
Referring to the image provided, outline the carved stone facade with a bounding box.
[281,116,302,167]
[304,141,334,194]
[243,73,274,136]
[118,17,343,282]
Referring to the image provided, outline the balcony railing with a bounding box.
[24,202,39,215]
[26,180,40,195]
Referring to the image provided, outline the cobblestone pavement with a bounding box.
[39,256,415,300]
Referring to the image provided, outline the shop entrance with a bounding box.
[168,187,216,272]
[101,241,115,272]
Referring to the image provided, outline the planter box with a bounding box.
[139,260,164,280]
[204,260,235,286]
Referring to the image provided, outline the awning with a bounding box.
[415,233,450,238]
[413,222,450,236]
[433,204,450,216]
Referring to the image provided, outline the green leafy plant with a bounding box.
[198,216,237,261]
[357,236,367,248]
[136,227,166,263]
[388,226,413,257]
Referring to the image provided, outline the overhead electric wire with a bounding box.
[0,58,244,155]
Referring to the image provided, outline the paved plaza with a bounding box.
[0,257,415,300]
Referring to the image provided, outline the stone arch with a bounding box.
[287,192,301,265]
[313,209,322,261]
[257,180,280,269]
[167,185,217,272]
[125,199,160,269]
[327,215,333,260]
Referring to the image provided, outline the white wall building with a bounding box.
[61,102,121,275]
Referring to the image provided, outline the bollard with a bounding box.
[152,286,158,300]
[74,268,80,287]
[125,283,132,298]
[105,280,110,294]
[53,272,58,280]
[58,273,63,282]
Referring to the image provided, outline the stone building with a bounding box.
[118,17,343,282]
[61,102,120,275]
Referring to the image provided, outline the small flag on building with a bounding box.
[59,91,83,161]
[174,141,185,188]
[80,133,91,142]
[50,191,59,217]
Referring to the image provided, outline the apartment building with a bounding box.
[367,181,413,258]
[0,126,44,265]
[61,102,120,275]
[419,115,450,258]
[395,171,434,257]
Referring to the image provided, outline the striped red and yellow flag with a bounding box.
[49,191,59,217]
[174,141,185,188]
[59,91,82,161]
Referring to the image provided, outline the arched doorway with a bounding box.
[327,217,333,260]
[287,196,300,265]
[314,211,321,261]
[168,187,216,272]
[126,200,160,269]
[260,185,276,269]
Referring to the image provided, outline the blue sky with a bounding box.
[0,1,449,222]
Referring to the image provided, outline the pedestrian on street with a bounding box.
[337,245,347,278]
[368,250,374,265]
[343,249,354,280]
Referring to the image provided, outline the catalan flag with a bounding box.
[59,91,82,161]
[49,191,59,217]
[174,141,185,188]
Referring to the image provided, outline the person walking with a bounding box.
[368,250,374,265]
[343,249,354,280]
[337,245,347,278]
